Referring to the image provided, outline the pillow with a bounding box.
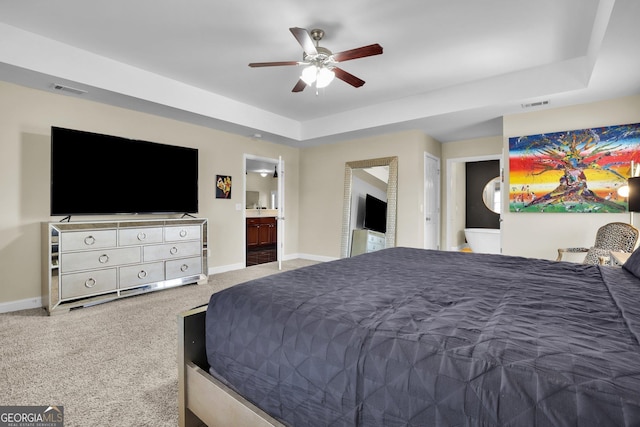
[622,247,640,278]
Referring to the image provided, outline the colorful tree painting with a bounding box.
[509,123,640,213]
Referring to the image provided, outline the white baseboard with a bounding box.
[208,262,245,275]
[295,253,338,263]
[207,253,336,276]
[0,297,43,314]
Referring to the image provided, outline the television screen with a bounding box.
[364,193,387,233]
[50,127,198,216]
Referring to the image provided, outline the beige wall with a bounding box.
[0,81,299,305]
[502,95,640,259]
[2,77,638,308]
[298,130,441,258]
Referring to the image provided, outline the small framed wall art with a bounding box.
[216,175,232,199]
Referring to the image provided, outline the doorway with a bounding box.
[466,160,500,229]
[445,154,502,251]
[244,155,284,267]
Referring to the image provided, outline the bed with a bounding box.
[178,247,640,426]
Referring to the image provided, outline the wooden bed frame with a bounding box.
[178,305,286,427]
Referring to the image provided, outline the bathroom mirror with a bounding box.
[246,158,278,209]
[482,176,501,214]
[340,157,398,258]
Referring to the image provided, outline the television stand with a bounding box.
[42,218,208,315]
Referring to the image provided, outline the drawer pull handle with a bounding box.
[137,232,147,241]
[180,264,189,272]
[179,229,188,238]
[170,247,178,255]
[85,278,96,288]
[98,254,109,264]
[138,270,148,279]
[84,236,96,245]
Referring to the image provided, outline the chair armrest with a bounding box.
[556,247,588,261]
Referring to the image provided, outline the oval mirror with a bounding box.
[482,176,501,214]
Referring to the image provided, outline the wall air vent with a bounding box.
[521,100,549,109]
[52,83,87,95]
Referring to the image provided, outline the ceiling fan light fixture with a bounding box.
[316,67,335,88]
[249,27,383,92]
[301,65,317,85]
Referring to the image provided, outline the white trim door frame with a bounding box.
[277,156,285,270]
[424,153,441,250]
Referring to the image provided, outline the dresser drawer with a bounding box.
[60,268,117,299]
[165,225,201,242]
[166,257,202,280]
[367,242,386,252]
[368,234,385,245]
[59,229,117,251]
[118,227,163,246]
[119,262,165,289]
[60,247,141,272]
[143,241,202,262]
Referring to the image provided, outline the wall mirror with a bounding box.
[245,158,278,209]
[340,156,398,258]
[482,176,501,214]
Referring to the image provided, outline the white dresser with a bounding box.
[42,218,208,314]
[351,229,386,256]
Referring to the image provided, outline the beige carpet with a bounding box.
[0,259,317,427]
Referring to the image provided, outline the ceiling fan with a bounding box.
[249,27,383,93]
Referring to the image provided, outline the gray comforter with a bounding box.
[205,247,640,426]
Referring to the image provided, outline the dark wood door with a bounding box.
[247,217,277,247]
[268,221,277,245]
[247,221,260,247]
[257,222,271,245]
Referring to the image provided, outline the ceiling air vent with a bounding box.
[521,100,549,109]
[52,83,87,95]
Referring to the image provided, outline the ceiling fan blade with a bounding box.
[333,67,365,88]
[332,44,383,62]
[249,61,299,68]
[290,27,318,55]
[292,79,307,92]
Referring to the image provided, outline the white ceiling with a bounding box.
[1,0,639,147]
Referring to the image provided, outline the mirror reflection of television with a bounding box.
[50,127,198,216]
[364,194,387,233]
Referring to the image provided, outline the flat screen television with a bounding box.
[50,126,198,216]
[364,193,387,234]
